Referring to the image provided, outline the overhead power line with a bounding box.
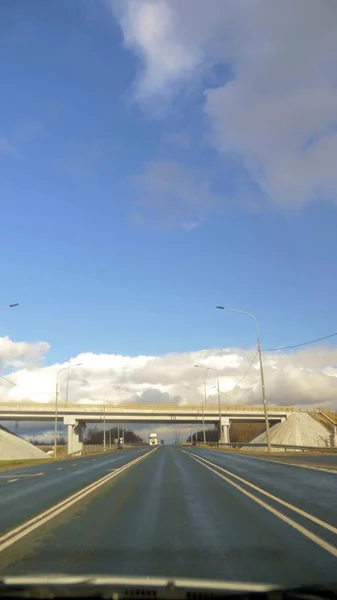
[0,374,52,397]
[265,331,337,352]
[0,373,17,387]
[220,350,258,395]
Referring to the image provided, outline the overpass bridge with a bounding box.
[0,402,300,454]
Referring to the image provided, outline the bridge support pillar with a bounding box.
[219,417,230,443]
[64,417,86,455]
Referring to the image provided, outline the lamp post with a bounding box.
[194,365,208,443]
[210,370,221,441]
[184,383,206,443]
[65,361,71,405]
[103,400,106,451]
[0,303,19,310]
[58,357,81,405]
[216,305,271,452]
[195,365,222,442]
[55,362,82,458]
[195,365,221,442]
[103,386,121,451]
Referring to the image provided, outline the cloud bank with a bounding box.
[0,335,336,410]
[112,0,337,211]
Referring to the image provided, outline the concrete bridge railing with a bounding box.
[0,401,309,412]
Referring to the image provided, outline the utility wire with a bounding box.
[0,374,53,397]
[0,373,17,387]
[264,331,337,352]
[219,350,258,395]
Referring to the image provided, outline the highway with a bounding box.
[0,448,151,534]
[239,451,337,471]
[0,446,336,587]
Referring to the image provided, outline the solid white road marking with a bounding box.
[0,473,44,479]
[186,452,337,535]
[187,452,337,558]
[237,452,337,474]
[7,479,19,483]
[0,449,157,553]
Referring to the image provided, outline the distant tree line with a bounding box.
[30,427,144,447]
[84,426,143,445]
[31,436,66,446]
[186,428,219,443]
[186,422,268,443]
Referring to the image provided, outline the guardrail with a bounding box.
[53,445,117,458]
[0,402,307,412]
[82,445,119,454]
[82,443,147,454]
[192,442,337,453]
[57,443,148,458]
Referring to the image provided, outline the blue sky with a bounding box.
[1,0,337,368]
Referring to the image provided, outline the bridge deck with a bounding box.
[0,402,302,412]
[0,402,317,424]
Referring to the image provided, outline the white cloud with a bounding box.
[0,335,337,410]
[111,0,203,99]
[112,0,337,209]
[0,337,49,370]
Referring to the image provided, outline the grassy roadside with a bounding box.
[0,444,145,472]
[0,459,51,472]
[196,444,337,457]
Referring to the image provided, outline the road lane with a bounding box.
[0,448,150,535]
[0,447,336,586]
[185,448,337,528]
[240,452,337,471]
[186,451,337,556]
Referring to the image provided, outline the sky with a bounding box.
[1,0,337,441]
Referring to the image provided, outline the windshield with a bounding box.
[0,0,337,593]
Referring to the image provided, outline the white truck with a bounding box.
[148,432,159,446]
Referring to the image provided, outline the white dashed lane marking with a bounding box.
[0,473,44,479]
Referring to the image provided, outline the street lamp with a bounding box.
[194,365,207,443]
[103,386,121,451]
[0,303,19,310]
[54,362,82,458]
[183,385,200,444]
[65,360,71,405]
[216,305,271,452]
[195,365,222,442]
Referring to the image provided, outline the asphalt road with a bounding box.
[0,448,150,534]
[240,452,337,470]
[0,446,336,587]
